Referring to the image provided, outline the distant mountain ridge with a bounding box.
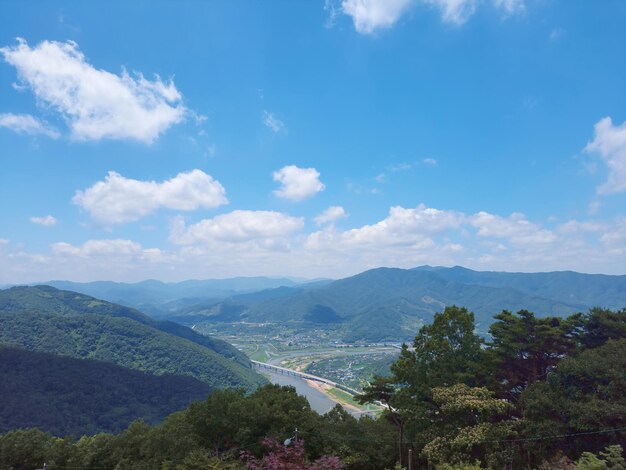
[412,265,626,308]
[0,285,266,390]
[32,277,314,316]
[7,267,625,343]
[170,266,626,342]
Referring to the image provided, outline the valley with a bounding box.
[195,319,400,389]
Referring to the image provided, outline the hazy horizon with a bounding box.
[4,264,626,287]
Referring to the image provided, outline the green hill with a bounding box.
[412,265,626,309]
[0,346,212,436]
[177,267,626,342]
[0,286,266,390]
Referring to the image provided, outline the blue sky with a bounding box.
[0,0,625,282]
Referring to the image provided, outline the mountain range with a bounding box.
[35,277,313,317]
[156,266,626,342]
[15,266,626,343]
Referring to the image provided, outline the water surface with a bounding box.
[261,369,339,415]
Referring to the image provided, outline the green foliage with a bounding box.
[437,462,483,470]
[0,286,266,392]
[579,308,626,349]
[521,339,626,460]
[0,385,398,470]
[431,384,509,415]
[577,445,626,470]
[486,310,580,400]
[175,450,244,469]
[410,305,483,386]
[484,309,582,400]
[2,301,625,469]
[388,306,483,428]
[0,428,56,470]
[0,346,211,436]
[357,307,483,466]
[356,306,626,468]
[422,384,514,467]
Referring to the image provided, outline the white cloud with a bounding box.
[470,211,556,246]
[557,220,606,235]
[341,0,413,34]
[170,210,304,245]
[585,117,626,195]
[492,0,525,16]
[0,38,185,143]
[305,205,464,262]
[52,239,144,257]
[423,0,477,25]
[341,0,524,34]
[389,163,414,172]
[324,0,342,28]
[331,204,465,246]
[16,239,168,281]
[73,170,227,225]
[0,113,60,138]
[549,27,565,41]
[30,215,57,226]
[599,217,626,248]
[422,158,437,166]
[3,205,626,282]
[273,165,325,201]
[263,111,285,133]
[315,206,348,226]
[303,205,468,272]
[587,199,601,215]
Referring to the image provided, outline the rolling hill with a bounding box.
[0,285,266,390]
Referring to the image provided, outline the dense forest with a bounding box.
[0,346,212,436]
[1,306,624,469]
[0,286,266,391]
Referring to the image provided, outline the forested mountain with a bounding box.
[0,286,266,390]
[37,277,306,316]
[9,267,625,344]
[412,265,626,309]
[0,346,212,436]
[163,267,626,342]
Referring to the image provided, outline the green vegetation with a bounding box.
[2,301,624,468]
[357,306,626,468]
[0,385,398,470]
[186,267,626,343]
[0,286,266,391]
[0,346,212,436]
[325,387,380,414]
[305,352,397,390]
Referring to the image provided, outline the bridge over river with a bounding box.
[251,360,361,399]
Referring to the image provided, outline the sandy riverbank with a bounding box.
[304,379,363,414]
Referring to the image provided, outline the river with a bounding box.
[260,369,348,415]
